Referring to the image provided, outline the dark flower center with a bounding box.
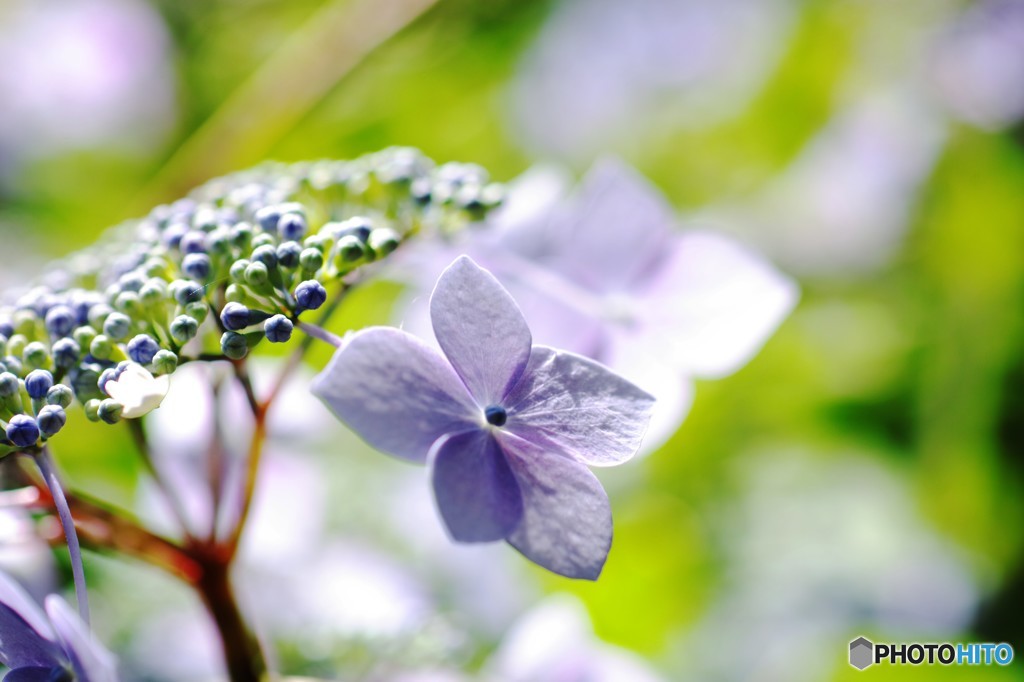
[484,404,507,427]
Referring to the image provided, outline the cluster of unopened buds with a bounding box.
[0,148,502,453]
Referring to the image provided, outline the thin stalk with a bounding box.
[33,448,90,624]
[126,419,193,539]
[196,556,266,682]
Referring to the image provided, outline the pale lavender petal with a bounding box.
[548,158,676,294]
[44,596,118,682]
[430,431,523,542]
[430,256,532,404]
[498,433,612,580]
[504,346,655,466]
[0,573,60,670]
[311,327,478,463]
[637,231,798,379]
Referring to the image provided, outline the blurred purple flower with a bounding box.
[0,571,117,682]
[0,0,175,164]
[399,159,796,450]
[930,0,1024,130]
[313,257,655,580]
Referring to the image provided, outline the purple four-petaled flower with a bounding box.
[312,256,655,579]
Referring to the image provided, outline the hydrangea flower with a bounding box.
[0,571,117,681]
[101,363,168,419]
[399,159,797,450]
[313,257,655,579]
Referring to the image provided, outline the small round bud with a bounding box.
[44,305,76,338]
[338,217,373,242]
[265,315,293,343]
[127,334,161,365]
[250,234,276,250]
[37,405,67,437]
[221,303,251,331]
[335,235,366,263]
[87,304,114,329]
[103,313,132,341]
[173,280,205,306]
[90,335,114,361]
[46,384,74,408]
[151,349,178,376]
[51,338,81,369]
[294,281,327,312]
[115,291,144,317]
[98,367,118,394]
[179,231,207,254]
[139,279,167,306]
[84,399,102,422]
[229,259,250,283]
[23,342,50,370]
[299,248,324,272]
[98,399,124,425]
[182,253,212,281]
[7,335,26,359]
[244,261,270,288]
[184,302,209,324]
[221,332,249,360]
[368,228,400,258]
[250,245,278,269]
[6,414,40,448]
[276,241,302,269]
[73,325,97,349]
[254,205,283,232]
[231,223,253,249]
[25,370,54,400]
[3,356,23,377]
[170,315,199,343]
[277,212,307,241]
[0,372,20,398]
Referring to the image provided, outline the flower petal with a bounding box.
[638,231,798,379]
[0,573,61,670]
[430,256,532,405]
[504,346,655,466]
[311,327,478,463]
[548,157,676,294]
[105,364,169,418]
[4,667,62,681]
[44,596,118,682]
[429,430,523,542]
[498,433,612,580]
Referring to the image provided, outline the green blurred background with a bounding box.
[2,0,1024,679]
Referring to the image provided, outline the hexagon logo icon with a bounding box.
[850,637,874,670]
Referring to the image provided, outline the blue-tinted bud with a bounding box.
[182,253,212,281]
[294,280,327,312]
[98,399,123,425]
[162,222,188,249]
[207,228,232,256]
[221,303,252,331]
[278,212,307,241]
[180,231,207,254]
[170,315,199,343]
[23,343,50,370]
[118,272,147,293]
[254,205,283,232]
[87,304,113,329]
[25,370,54,400]
[0,321,13,338]
[231,223,253,249]
[51,338,81,369]
[6,414,40,448]
[250,245,278,269]
[37,405,67,437]
[337,217,372,242]
[151,349,178,375]
[103,313,132,341]
[0,373,19,397]
[98,367,118,394]
[221,332,249,360]
[265,315,293,343]
[46,384,74,408]
[173,280,205,305]
[276,241,302,268]
[44,305,76,338]
[127,334,161,365]
[3,356,23,377]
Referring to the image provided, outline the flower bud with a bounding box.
[73,325,97,349]
[182,253,212,281]
[368,228,400,258]
[98,399,124,425]
[90,335,115,361]
[221,331,250,360]
[170,315,199,343]
[37,405,67,437]
[127,334,161,365]
[265,315,293,343]
[84,399,102,422]
[103,313,132,341]
[44,305,76,338]
[6,414,40,448]
[24,370,53,400]
[46,384,74,409]
[150,349,178,376]
[0,373,19,398]
[334,235,366,264]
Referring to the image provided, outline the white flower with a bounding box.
[104,363,169,418]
